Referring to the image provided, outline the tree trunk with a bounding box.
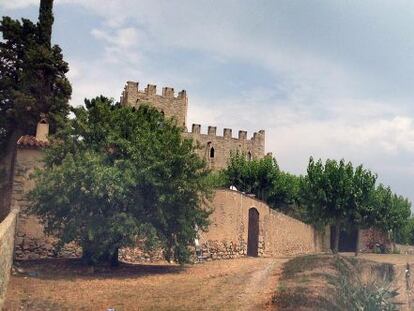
[81,247,94,265]
[355,228,360,257]
[333,222,340,254]
[111,248,119,267]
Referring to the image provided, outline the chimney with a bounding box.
[36,115,49,142]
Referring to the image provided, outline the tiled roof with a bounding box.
[17,135,49,148]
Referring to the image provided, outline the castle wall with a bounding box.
[11,148,80,260]
[0,210,17,309]
[198,189,329,260]
[359,228,391,253]
[183,125,265,170]
[121,81,188,128]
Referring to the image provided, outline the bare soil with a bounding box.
[4,257,286,311]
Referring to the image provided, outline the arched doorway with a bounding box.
[247,208,259,257]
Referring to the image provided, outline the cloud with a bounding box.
[0,0,37,10]
[3,1,414,202]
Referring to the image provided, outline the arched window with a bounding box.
[210,147,215,158]
[247,151,252,161]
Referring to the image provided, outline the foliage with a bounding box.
[29,97,212,265]
[299,158,355,230]
[372,185,412,243]
[348,165,377,230]
[221,152,301,209]
[222,152,278,201]
[300,157,412,252]
[299,157,381,252]
[394,217,414,245]
[202,171,227,189]
[0,0,71,151]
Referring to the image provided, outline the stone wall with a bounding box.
[0,210,17,309]
[10,150,324,263]
[183,125,265,170]
[359,228,392,253]
[395,244,414,255]
[198,189,329,260]
[11,147,81,260]
[121,81,188,128]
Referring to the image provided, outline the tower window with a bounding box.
[247,151,252,161]
[210,147,215,158]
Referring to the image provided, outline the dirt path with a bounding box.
[4,257,286,311]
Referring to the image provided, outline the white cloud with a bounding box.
[4,0,414,201]
[0,0,37,10]
[90,27,143,65]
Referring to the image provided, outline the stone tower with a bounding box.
[120,81,188,128]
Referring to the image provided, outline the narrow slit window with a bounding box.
[210,147,215,158]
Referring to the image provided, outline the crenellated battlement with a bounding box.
[185,123,265,170]
[120,81,188,127]
[120,81,187,103]
[190,124,265,141]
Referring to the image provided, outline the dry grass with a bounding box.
[272,254,399,311]
[4,257,285,311]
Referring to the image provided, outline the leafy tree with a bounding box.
[300,157,412,254]
[394,217,414,245]
[221,152,302,218]
[269,171,301,206]
[371,185,411,244]
[29,97,212,265]
[347,165,377,256]
[300,158,355,253]
[223,152,277,201]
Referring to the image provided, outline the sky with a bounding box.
[2,0,414,204]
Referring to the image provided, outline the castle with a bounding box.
[120,81,266,170]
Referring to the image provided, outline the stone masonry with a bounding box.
[0,210,17,309]
[198,189,330,260]
[120,81,266,170]
[120,81,188,128]
[10,127,81,260]
[182,126,265,171]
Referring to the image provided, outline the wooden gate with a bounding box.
[247,208,259,257]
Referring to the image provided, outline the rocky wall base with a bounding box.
[198,239,265,260]
[0,211,18,310]
[14,234,81,260]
